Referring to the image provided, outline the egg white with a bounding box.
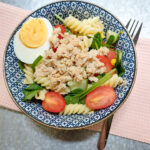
[14,17,53,64]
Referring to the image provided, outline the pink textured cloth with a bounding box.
[0,2,150,144]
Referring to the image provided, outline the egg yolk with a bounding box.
[19,18,48,48]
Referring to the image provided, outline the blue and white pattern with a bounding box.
[4,1,136,129]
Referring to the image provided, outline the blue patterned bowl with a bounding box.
[4,1,136,129]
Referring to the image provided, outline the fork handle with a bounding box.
[97,115,114,150]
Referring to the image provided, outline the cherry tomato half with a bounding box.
[96,55,113,73]
[107,50,116,61]
[85,86,116,110]
[42,92,66,113]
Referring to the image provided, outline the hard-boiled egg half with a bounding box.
[14,17,53,64]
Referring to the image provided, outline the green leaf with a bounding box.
[22,83,43,101]
[115,51,125,76]
[32,55,43,71]
[106,30,119,44]
[23,90,40,101]
[24,83,43,91]
[101,43,114,48]
[78,98,85,104]
[70,88,84,95]
[18,60,24,72]
[97,73,105,80]
[106,35,115,45]
[91,32,102,50]
[64,95,79,105]
[64,88,84,104]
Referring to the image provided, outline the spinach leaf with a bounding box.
[70,88,84,95]
[115,51,125,76]
[106,35,115,45]
[64,95,79,105]
[24,83,43,91]
[23,90,41,101]
[97,73,105,80]
[91,32,102,49]
[22,83,43,101]
[18,60,24,72]
[64,88,84,104]
[78,98,86,104]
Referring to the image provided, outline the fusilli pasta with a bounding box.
[59,104,94,115]
[65,15,104,37]
[23,64,34,84]
[102,74,123,88]
[35,89,48,100]
[34,76,51,89]
[80,36,92,50]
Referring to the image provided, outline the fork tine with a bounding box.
[129,19,135,33]
[133,22,143,45]
[131,21,139,37]
[125,19,131,29]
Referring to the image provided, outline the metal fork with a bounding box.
[97,19,143,150]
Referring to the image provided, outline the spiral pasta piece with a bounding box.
[80,36,92,50]
[65,15,104,37]
[23,64,34,84]
[59,104,94,115]
[35,89,48,100]
[34,76,51,89]
[102,74,123,88]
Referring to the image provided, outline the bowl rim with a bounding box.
[3,0,137,130]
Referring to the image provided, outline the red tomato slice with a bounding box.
[57,34,63,39]
[52,47,57,53]
[107,50,116,61]
[55,24,65,40]
[55,24,65,34]
[42,92,66,113]
[96,55,113,73]
[85,86,116,110]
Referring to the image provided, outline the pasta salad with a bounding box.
[15,14,125,115]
